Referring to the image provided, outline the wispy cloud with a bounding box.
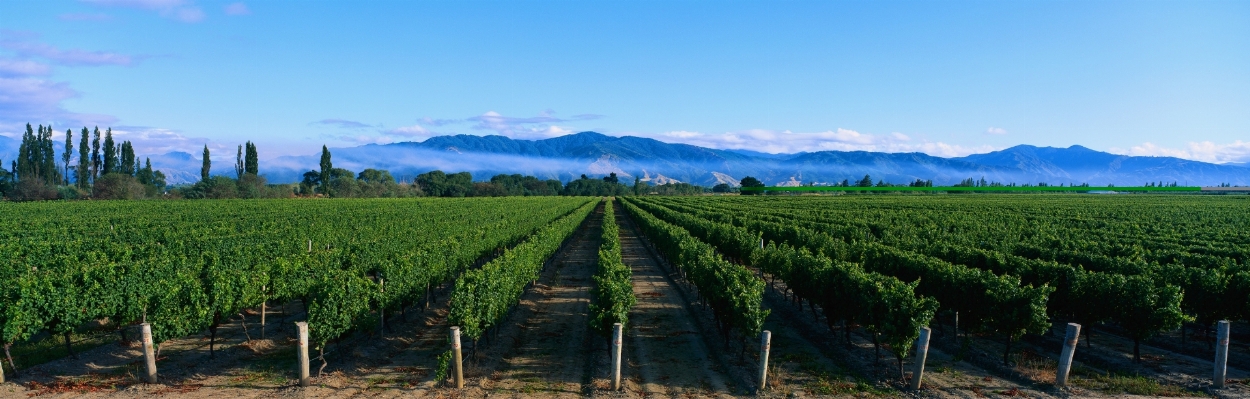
[650,128,995,157]
[109,125,221,156]
[385,124,433,138]
[985,127,1007,135]
[224,2,250,16]
[0,31,137,66]
[464,110,590,140]
[1110,141,1250,164]
[314,118,372,129]
[0,58,52,76]
[418,117,461,126]
[339,110,601,143]
[0,73,118,136]
[335,134,394,145]
[0,32,134,133]
[59,13,112,21]
[81,0,205,23]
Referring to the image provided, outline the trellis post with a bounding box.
[1056,323,1081,387]
[141,323,157,383]
[911,327,931,390]
[452,327,464,389]
[612,323,623,390]
[297,322,310,387]
[1214,320,1230,389]
[758,330,772,391]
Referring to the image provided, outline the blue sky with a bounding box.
[1,0,1248,163]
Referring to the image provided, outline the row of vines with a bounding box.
[0,197,593,373]
[588,198,634,336]
[631,195,1250,363]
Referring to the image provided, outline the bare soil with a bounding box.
[612,201,735,397]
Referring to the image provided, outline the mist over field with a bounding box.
[127,133,1250,187]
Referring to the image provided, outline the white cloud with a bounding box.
[0,33,138,133]
[0,58,52,76]
[0,32,136,66]
[314,118,371,129]
[224,2,250,15]
[337,135,393,145]
[419,117,461,126]
[385,124,431,138]
[985,127,1007,135]
[81,0,205,22]
[58,13,112,21]
[107,126,220,155]
[649,129,995,157]
[1110,141,1250,164]
[463,110,587,140]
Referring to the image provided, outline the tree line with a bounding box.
[1,124,166,201]
[0,127,722,201]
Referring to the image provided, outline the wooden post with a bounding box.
[611,323,623,390]
[758,238,765,278]
[260,286,267,340]
[1214,320,1230,389]
[308,240,312,252]
[911,327,931,390]
[141,323,157,384]
[758,330,772,391]
[1056,323,1081,387]
[451,327,464,389]
[378,279,385,338]
[296,322,309,387]
[953,312,959,343]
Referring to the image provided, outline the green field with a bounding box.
[3,195,1247,391]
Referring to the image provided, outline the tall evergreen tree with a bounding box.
[16,124,62,185]
[120,141,135,176]
[42,125,57,184]
[102,128,117,175]
[77,127,89,188]
[63,129,73,185]
[138,158,154,185]
[244,142,258,175]
[91,127,101,181]
[857,174,874,187]
[16,124,33,181]
[319,145,332,192]
[201,145,211,182]
[235,144,245,178]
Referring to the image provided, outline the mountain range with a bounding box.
[3,132,1248,187]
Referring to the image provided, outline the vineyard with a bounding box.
[0,195,1247,398]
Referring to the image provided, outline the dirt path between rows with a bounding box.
[470,200,603,397]
[613,202,734,398]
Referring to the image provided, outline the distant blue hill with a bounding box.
[6,132,1250,186]
[251,132,1250,187]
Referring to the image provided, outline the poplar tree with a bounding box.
[77,127,89,188]
[42,125,57,183]
[91,127,101,181]
[63,129,73,185]
[235,144,244,179]
[102,129,116,175]
[244,142,258,175]
[16,124,61,186]
[16,124,33,181]
[201,145,211,182]
[319,145,332,192]
[120,141,136,177]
